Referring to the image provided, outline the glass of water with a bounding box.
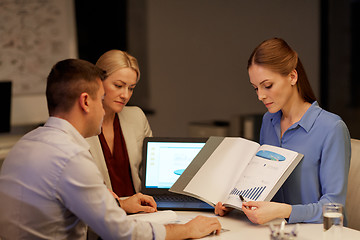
[323,203,343,240]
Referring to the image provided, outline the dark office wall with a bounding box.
[126,0,150,109]
[140,0,320,137]
[350,1,360,109]
[74,1,321,138]
[74,0,127,64]
[0,81,11,133]
[74,0,150,110]
[323,0,360,138]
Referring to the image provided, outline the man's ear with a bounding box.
[79,92,90,113]
[289,69,298,86]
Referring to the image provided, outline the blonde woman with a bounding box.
[87,50,152,197]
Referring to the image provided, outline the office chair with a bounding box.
[346,138,360,230]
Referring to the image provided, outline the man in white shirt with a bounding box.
[0,59,221,239]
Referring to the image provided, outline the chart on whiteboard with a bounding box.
[0,0,76,95]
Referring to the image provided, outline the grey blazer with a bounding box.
[86,106,152,193]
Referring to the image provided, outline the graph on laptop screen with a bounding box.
[145,142,205,189]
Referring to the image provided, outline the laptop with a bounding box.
[141,137,214,211]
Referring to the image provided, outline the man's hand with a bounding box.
[165,215,221,239]
[119,193,157,214]
[184,215,222,238]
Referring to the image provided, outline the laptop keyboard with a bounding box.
[154,195,201,202]
[153,194,214,210]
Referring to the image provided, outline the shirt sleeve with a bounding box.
[56,151,166,240]
[289,120,351,223]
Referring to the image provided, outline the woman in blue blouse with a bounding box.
[215,38,351,224]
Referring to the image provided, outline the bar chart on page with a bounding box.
[229,186,266,201]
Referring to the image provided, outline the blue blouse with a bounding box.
[260,101,351,223]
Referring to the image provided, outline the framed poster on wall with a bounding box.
[0,0,77,125]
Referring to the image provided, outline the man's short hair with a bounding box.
[46,59,106,115]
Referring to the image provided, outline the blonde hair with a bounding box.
[96,50,140,81]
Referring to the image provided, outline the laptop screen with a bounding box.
[142,137,207,191]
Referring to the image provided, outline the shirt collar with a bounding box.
[297,101,322,132]
[271,101,322,133]
[44,117,90,150]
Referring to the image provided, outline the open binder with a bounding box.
[170,136,303,210]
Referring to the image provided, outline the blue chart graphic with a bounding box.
[174,169,185,175]
[230,186,266,201]
[256,150,285,161]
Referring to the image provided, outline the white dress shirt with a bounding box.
[0,117,165,239]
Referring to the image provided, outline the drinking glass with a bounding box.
[323,203,343,240]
